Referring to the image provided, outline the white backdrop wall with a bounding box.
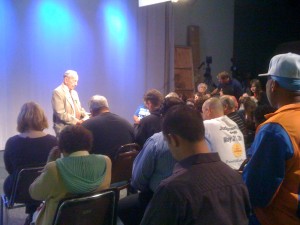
[0,0,172,149]
[0,0,234,150]
[173,0,234,83]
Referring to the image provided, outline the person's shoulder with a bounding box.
[258,122,284,133]
[45,134,57,141]
[109,112,130,122]
[203,118,219,126]
[53,84,63,92]
[44,161,58,172]
[6,135,21,143]
[151,131,164,140]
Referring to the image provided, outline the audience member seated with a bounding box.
[135,89,163,147]
[246,104,276,158]
[244,79,269,106]
[238,96,257,145]
[165,91,179,98]
[202,97,246,170]
[220,95,247,136]
[194,94,210,114]
[196,82,211,98]
[133,103,150,126]
[118,97,184,225]
[140,105,250,225]
[29,125,111,225]
[253,104,276,128]
[3,102,57,225]
[82,95,134,159]
[186,97,195,108]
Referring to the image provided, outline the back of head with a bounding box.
[203,97,224,118]
[144,89,163,108]
[17,101,48,133]
[243,97,257,113]
[162,105,205,142]
[220,95,236,113]
[259,53,300,92]
[59,125,93,154]
[88,95,109,113]
[165,92,179,98]
[160,97,185,116]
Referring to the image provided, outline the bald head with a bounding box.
[202,97,224,120]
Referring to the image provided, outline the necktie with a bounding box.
[70,91,81,119]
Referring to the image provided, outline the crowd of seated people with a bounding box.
[3,53,300,225]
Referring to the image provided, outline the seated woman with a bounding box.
[3,102,57,224]
[29,125,111,225]
[248,79,269,106]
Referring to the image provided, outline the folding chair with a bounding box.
[0,166,44,225]
[111,143,140,192]
[52,188,119,225]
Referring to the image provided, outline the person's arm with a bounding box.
[3,138,14,174]
[210,87,219,96]
[133,115,140,124]
[131,137,157,192]
[140,185,181,225]
[47,146,61,163]
[29,162,58,201]
[134,117,148,147]
[242,123,293,207]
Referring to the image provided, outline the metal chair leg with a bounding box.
[0,195,4,225]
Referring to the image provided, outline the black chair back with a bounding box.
[11,167,44,205]
[52,188,119,225]
[111,143,140,184]
[0,166,44,225]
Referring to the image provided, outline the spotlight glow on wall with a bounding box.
[139,0,171,7]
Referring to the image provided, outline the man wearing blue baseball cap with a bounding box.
[243,53,300,225]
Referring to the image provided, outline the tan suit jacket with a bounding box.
[52,83,87,136]
[29,153,111,225]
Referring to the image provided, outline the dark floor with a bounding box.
[0,150,27,225]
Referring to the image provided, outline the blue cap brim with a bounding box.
[271,75,300,91]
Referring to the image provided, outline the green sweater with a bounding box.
[56,154,107,194]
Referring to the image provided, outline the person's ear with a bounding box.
[168,134,180,147]
[271,80,279,92]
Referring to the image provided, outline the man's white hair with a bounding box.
[64,70,78,78]
[88,95,109,111]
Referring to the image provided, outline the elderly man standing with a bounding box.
[202,97,246,170]
[243,53,300,225]
[52,70,88,136]
[82,95,134,159]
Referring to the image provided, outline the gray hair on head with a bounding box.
[165,92,179,98]
[64,70,78,78]
[88,95,109,112]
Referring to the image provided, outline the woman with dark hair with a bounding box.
[249,79,269,106]
[29,125,111,225]
[3,102,57,224]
